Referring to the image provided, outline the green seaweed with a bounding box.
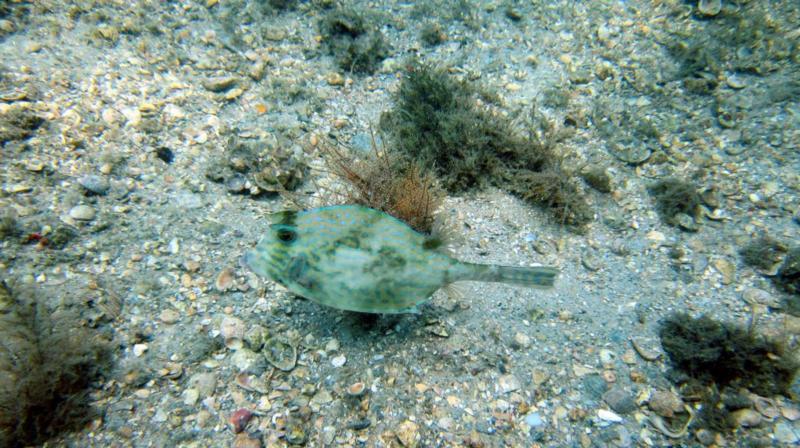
[659,313,797,397]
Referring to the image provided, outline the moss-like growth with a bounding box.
[0,104,44,144]
[739,236,788,271]
[648,178,703,228]
[776,247,800,296]
[318,7,389,74]
[381,63,591,226]
[324,139,443,234]
[0,281,112,446]
[659,313,798,397]
[419,22,445,47]
[0,209,18,239]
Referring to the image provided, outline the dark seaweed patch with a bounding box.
[659,313,797,396]
[0,281,112,447]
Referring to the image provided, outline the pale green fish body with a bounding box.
[243,205,558,314]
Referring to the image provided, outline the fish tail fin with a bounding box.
[461,263,558,289]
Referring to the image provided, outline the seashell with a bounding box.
[346,382,367,397]
[611,143,651,165]
[263,337,297,371]
[235,372,269,394]
[697,0,722,16]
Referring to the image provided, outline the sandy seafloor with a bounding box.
[1,0,799,447]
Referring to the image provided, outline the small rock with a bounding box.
[781,404,800,421]
[648,390,683,418]
[695,428,715,446]
[331,354,346,367]
[524,412,544,428]
[603,387,637,414]
[159,309,180,324]
[498,374,521,393]
[310,389,333,410]
[202,77,237,92]
[182,388,199,405]
[325,339,340,352]
[597,409,623,423]
[132,343,148,357]
[232,433,262,448]
[69,204,95,221]
[230,348,267,375]
[215,268,235,291]
[713,258,735,285]
[285,422,307,445]
[697,0,722,16]
[774,421,800,444]
[512,332,531,349]
[220,316,245,346]
[188,372,217,397]
[396,420,419,447]
[229,408,253,433]
[742,288,779,307]
[732,408,762,428]
[78,175,110,195]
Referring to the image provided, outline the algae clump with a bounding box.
[659,313,797,397]
[0,281,112,447]
[381,63,592,227]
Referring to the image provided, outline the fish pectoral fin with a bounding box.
[286,254,314,289]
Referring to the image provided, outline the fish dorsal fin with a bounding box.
[268,210,299,226]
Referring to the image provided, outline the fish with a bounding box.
[242,205,558,314]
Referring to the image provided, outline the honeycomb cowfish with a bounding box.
[242,205,558,314]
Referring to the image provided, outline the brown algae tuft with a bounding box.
[381,63,592,227]
[659,313,798,397]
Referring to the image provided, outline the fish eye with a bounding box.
[276,228,297,243]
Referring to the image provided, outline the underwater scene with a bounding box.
[1,0,799,446]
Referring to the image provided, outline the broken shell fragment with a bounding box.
[346,382,367,397]
[263,337,297,371]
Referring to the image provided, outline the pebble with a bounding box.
[310,389,333,410]
[524,412,544,428]
[331,354,346,367]
[230,348,267,375]
[78,174,110,195]
[498,374,521,393]
[202,76,237,92]
[697,0,722,16]
[774,421,800,444]
[182,388,199,406]
[713,258,735,285]
[285,423,307,445]
[732,408,762,428]
[512,332,531,349]
[215,268,235,291]
[325,339,340,352]
[188,372,217,397]
[597,409,623,423]
[396,420,419,447]
[159,309,180,324]
[232,433,262,448]
[132,343,148,357]
[603,387,637,414]
[69,204,95,221]
[648,390,683,418]
[229,408,253,433]
[220,316,246,347]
